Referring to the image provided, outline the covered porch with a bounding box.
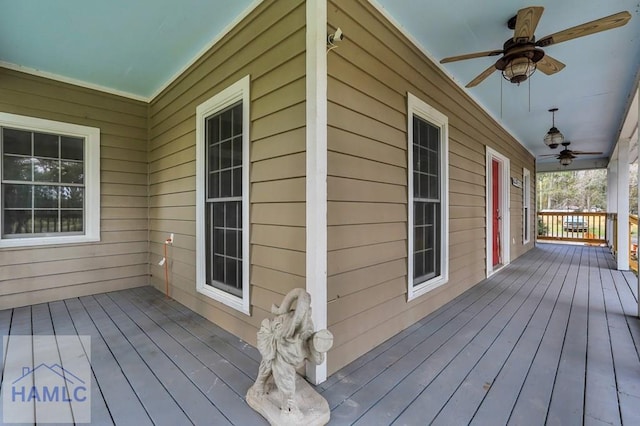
[1,243,638,425]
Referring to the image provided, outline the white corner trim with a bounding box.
[149,0,264,102]
[0,61,149,103]
[195,75,251,315]
[366,1,534,158]
[305,0,328,385]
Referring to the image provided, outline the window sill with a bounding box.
[0,234,100,249]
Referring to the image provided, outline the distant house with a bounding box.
[0,0,535,382]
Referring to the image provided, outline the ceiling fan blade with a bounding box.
[536,55,566,75]
[571,151,604,155]
[536,11,631,47]
[465,65,497,88]
[539,154,560,157]
[440,50,503,64]
[514,6,544,42]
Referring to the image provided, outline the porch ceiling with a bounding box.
[1,0,638,170]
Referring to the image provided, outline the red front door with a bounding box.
[492,159,501,266]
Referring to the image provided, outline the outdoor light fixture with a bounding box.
[501,56,537,85]
[544,108,564,149]
[559,156,573,166]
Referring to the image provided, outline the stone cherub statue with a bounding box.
[246,288,333,425]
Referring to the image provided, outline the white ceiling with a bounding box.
[0,0,638,169]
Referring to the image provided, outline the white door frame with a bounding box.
[486,147,510,276]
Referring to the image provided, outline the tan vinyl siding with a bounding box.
[326,0,535,373]
[0,68,148,309]
[148,0,306,346]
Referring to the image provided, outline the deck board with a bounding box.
[0,244,638,425]
[342,245,565,424]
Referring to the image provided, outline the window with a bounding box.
[0,113,100,248]
[523,168,531,243]
[407,94,449,300]
[195,76,250,314]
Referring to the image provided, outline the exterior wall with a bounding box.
[0,68,149,309]
[148,0,306,345]
[326,0,536,373]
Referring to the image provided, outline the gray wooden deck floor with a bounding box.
[1,244,639,425]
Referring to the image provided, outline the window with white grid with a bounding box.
[407,93,449,300]
[0,113,100,248]
[196,76,250,314]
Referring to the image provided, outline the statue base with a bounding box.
[246,374,330,426]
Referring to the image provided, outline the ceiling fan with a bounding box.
[539,141,603,166]
[440,6,631,88]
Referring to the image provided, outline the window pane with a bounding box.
[225,230,237,257]
[220,109,232,140]
[220,170,231,198]
[231,136,242,167]
[414,226,425,251]
[414,252,424,279]
[213,228,224,254]
[4,210,32,234]
[419,147,429,174]
[3,184,32,208]
[3,128,31,155]
[34,133,59,158]
[420,174,429,199]
[61,161,84,184]
[225,257,237,287]
[232,167,241,197]
[429,175,439,200]
[428,125,439,151]
[3,156,32,181]
[213,255,224,283]
[232,104,242,136]
[34,210,59,233]
[60,137,84,160]
[220,140,232,169]
[34,185,58,208]
[213,202,224,227]
[33,158,59,182]
[60,187,83,208]
[60,210,83,232]
[414,202,424,226]
[208,172,219,199]
[208,143,220,172]
[226,202,238,228]
[425,249,435,275]
[413,145,420,171]
[207,116,220,144]
[428,150,439,175]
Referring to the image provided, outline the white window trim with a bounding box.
[407,93,449,301]
[523,168,531,244]
[195,75,250,315]
[0,112,100,248]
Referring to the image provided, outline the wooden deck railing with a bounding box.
[536,212,638,273]
[537,212,608,244]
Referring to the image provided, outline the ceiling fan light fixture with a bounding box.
[544,126,564,149]
[560,156,573,166]
[502,56,536,85]
[543,108,564,149]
